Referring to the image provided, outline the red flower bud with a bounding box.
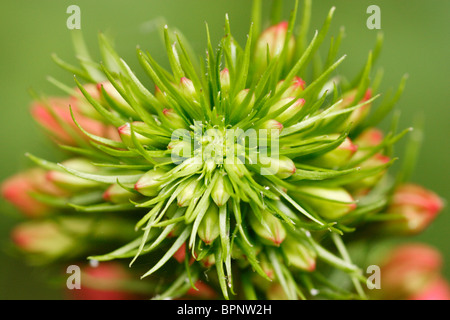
[384,184,443,235]
[408,277,450,300]
[11,221,74,257]
[68,262,141,300]
[31,97,118,146]
[375,243,443,300]
[1,169,64,217]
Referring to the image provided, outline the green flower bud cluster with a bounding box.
[1,0,443,301]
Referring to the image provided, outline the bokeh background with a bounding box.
[0,0,448,299]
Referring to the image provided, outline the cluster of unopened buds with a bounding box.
[1,1,446,300]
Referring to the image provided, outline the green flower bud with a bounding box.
[346,153,390,192]
[11,221,74,259]
[275,76,305,99]
[177,176,201,207]
[97,82,129,108]
[103,183,140,204]
[282,237,316,272]
[198,203,220,245]
[118,121,157,147]
[331,88,373,131]
[254,21,295,73]
[259,155,296,179]
[291,186,356,220]
[268,97,304,123]
[308,136,358,169]
[47,158,100,191]
[255,119,284,137]
[211,173,231,207]
[249,209,286,246]
[200,253,216,268]
[163,108,188,130]
[220,68,230,94]
[179,77,198,101]
[154,85,170,108]
[134,168,167,197]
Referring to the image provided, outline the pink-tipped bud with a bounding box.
[200,254,216,268]
[31,98,76,145]
[347,153,390,192]
[254,21,295,72]
[118,122,156,147]
[276,76,306,99]
[256,119,284,136]
[211,174,231,207]
[11,221,74,258]
[309,136,358,169]
[268,97,305,123]
[384,184,443,235]
[220,68,231,94]
[335,88,373,130]
[291,186,357,220]
[47,158,100,191]
[355,128,384,148]
[179,77,197,101]
[248,209,286,246]
[282,237,317,272]
[198,204,220,245]
[375,244,443,300]
[259,255,275,281]
[96,82,127,106]
[1,169,57,217]
[31,97,118,146]
[68,262,141,300]
[103,184,140,204]
[177,176,201,207]
[162,108,188,129]
[134,168,167,197]
[259,155,296,179]
[154,85,170,108]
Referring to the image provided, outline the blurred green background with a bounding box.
[0,0,448,299]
